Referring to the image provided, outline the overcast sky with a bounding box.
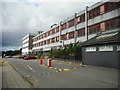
[0,0,101,51]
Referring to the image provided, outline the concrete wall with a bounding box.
[82,43,120,68]
[22,34,35,55]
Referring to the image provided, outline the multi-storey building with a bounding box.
[22,33,36,55]
[32,1,120,55]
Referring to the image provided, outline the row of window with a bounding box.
[33,17,119,47]
[88,2,120,19]
[104,2,120,13]
[22,46,28,49]
[85,45,120,52]
[33,2,120,42]
[22,41,29,45]
[105,17,120,30]
[88,17,120,34]
[88,24,100,34]
[33,36,59,47]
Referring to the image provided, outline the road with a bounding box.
[3,58,118,88]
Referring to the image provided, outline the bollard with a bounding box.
[40,59,43,65]
[47,58,52,67]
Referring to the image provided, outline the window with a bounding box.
[105,17,120,30]
[56,26,59,32]
[99,46,113,51]
[88,24,100,34]
[38,42,40,46]
[52,29,55,34]
[61,34,67,40]
[51,38,55,43]
[68,32,74,39]
[77,14,85,24]
[105,2,120,13]
[61,23,67,30]
[86,47,96,52]
[68,19,74,28]
[117,45,120,51]
[89,7,100,19]
[56,36,59,42]
[48,31,50,36]
[78,28,85,37]
[47,39,50,44]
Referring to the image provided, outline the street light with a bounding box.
[50,24,57,28]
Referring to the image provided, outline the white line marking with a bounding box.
[27,65,36,72]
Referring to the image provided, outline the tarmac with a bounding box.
[0,58,119,88]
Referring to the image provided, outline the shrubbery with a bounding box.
[37,53,45,59]
[48,42,82,60]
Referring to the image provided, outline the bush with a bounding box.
[48,42,82,60]
[48,50,53,58]
[40,55,45,59]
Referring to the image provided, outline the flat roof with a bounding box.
[22,33,36,40]
[82,30,120,46]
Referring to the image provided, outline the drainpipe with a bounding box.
[59,21,62,48]
[85,6,89,41]
[74,13,77,43]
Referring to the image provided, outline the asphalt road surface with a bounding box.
[3,58,118,88]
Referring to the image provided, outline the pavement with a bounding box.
[4,58,118,88]
[2,60,32,88]
[0,66,2,90]
[0,59,4,90]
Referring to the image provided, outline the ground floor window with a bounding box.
[99,46,113,51]
[117,45,120,51]
[85,47,96,52]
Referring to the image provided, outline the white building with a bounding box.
[32,1,120,55]
[22,33,36,55]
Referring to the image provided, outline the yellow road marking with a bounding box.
[49,67,53,68]
[63,69,71,71]
[73,67,78,69]
[58,69,63,71]
[54,68,58,70]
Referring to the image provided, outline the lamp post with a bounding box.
[50,24,57,28]
[74,13,77,43]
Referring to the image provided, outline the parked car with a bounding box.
[21,55,27,59]
[24,56,36,60]
[17,56,23,59]
[17,56,20,58]
[16,55,26,59]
